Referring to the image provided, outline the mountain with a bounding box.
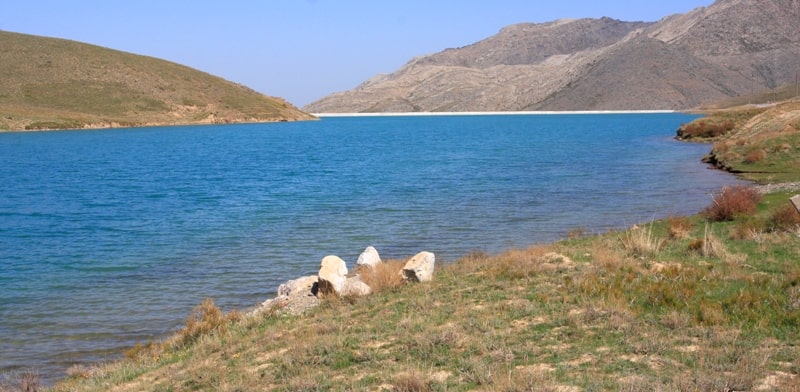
[0,31,314,131]
[304,0,800,113]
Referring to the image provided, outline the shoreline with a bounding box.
[313,110,676,117]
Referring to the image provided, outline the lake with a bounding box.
[0,113,746,383]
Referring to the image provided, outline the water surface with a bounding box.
[0,114,745,383]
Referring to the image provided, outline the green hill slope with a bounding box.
[0,31,314,131]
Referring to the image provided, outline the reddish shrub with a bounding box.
[767,203,800,232]
[702,185,762,222]
[678,120,736,139]
[743,149,766,164]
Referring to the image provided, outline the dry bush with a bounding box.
[767,203,800,232]
[702,225,729,259]
[359,259,406,292]
[667,216,693,239]
[679,120,735,139]
[702,185,762,222]
[170,298,239,349]
[713,140,731,153]
[124,340,160,361]
[730,218,766,241]
[620,224,664,258]
[743,148,767,163]
[392,371,431,392]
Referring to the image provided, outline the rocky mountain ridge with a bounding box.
[304,0,800,113]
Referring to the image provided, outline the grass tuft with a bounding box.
[167,298,240,350]
[359,260,406,293]
[667,215,694,239]
[619,223,664,257]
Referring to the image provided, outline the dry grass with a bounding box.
[358,260,406,293]
[667,215,693,239]
[619,222,665,257]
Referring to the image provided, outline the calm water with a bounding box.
[0,114,745,383]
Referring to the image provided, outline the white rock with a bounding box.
[356,246,382,268]
[277,275,318,297]
[318,255,348,296]
[401,251,435,282]
[341,275,373,297]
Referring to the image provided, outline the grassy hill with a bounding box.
[678,92,800,183]
[0,31,315,131]
[4,103,789,390]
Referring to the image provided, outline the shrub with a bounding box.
[743,149,766,164]
[678,120,736,139]
[730,217,767,241]
[702,185,762,222]
[171,298,239,349]
[767,203,800,232]
[667,216,693,239]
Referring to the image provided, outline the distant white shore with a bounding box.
[313,110,676,117]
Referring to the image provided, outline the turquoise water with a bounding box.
[0,114,745,382]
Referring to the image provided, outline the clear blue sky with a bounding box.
[2,1,713,107]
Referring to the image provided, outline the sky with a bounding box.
[2,1,714,108]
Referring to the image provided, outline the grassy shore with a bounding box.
[4,103,800,391]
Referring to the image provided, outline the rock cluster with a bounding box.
[250,247,435,317]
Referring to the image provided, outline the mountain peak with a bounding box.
[305,0,800,113]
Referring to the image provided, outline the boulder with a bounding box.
[341,275,373,297]
[318,255,348,296]
[250,293,321,317]
[356,246,382,268]
[401,251,435,282]
[277,275,318,297]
